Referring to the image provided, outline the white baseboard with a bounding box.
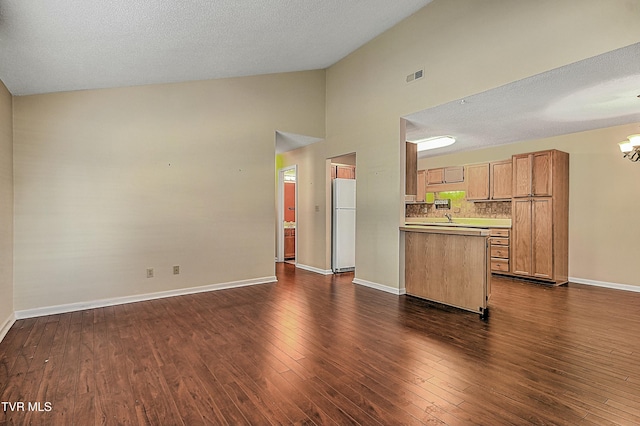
[15,276,277,319]
[569,276,640,293]
[353,278,405,295]
[0,312,17,344]
[296,263,333,275]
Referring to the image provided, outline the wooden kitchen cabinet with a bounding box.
[489,228,510,274]
[512,198,553,278]
[466,163,490,200]
[511,149,568,284]
[444,166,464,183]
[284,228,295,259]
[416,170,426,202]
[426,166,464,185]
[336,165,355,179]
[404,228,489,316]
[490,160,512,200]
[467,160,512,201]
[331,164,356,179]
[513,150,553,197]
[427,168,444,185]
[406,142,417,196]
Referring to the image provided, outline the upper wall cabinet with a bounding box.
[334,164,356,179]
[490,159,513,200]
[444,166,464,183]
[466,163,490,200]
[466,160,512,201]
[513,151,553,197]
[426,166,464,185]
[426,168,444,185]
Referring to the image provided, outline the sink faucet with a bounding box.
[444,213,453,223]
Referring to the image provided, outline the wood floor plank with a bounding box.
[280,369,358,425]
[76,310,96,396]
[51,318,83,425]
[23,313,71,426]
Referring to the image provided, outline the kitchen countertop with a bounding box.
[404,217,511,229]
[400,225,490,236]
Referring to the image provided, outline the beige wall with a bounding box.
[13,71,325,311]
[419,123,640,288]
[324,0,640,290]
[6,0,640,315]
[279,141,330,271]
[0,79,13,330]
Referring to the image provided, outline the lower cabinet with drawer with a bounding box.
[489,228,511,274]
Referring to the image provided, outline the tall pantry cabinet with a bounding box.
[511,150,569,284]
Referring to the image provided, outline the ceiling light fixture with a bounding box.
[409,136,456,151]
[618,134,640,162]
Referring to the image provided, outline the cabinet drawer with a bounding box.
[490,229,510,237]
[491,259,510,272]
[490,237,509,246]
[491,246,510,259]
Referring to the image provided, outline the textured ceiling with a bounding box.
[405,42,640,158]
[0,0,432,96]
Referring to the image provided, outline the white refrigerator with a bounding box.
[332,178,356,273]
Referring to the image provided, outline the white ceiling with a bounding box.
[405,42,640,158]
[0,0,432,96]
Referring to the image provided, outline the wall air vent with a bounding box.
[406,68,424,84]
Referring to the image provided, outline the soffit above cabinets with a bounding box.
[406,42,640,158]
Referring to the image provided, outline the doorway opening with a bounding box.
[277,165,297,264]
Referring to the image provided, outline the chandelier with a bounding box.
[619,134,640,162]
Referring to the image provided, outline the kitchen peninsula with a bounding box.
[400,223,490,317]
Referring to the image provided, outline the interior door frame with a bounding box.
[277,165,297,263]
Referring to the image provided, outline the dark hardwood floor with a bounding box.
[2,263,640,425]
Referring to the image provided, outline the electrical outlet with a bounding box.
[173,265,180,275]
[146,268,154,278]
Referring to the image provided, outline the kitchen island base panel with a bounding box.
[404,230,489,315]
[406,294,490,319]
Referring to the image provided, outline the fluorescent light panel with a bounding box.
[409,136,456,151]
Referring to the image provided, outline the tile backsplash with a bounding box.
[406,191,512,219]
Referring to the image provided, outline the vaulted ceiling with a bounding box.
[0,0,432,96]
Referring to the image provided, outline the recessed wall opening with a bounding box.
[277,165,297,264]
[328,153,356,273]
